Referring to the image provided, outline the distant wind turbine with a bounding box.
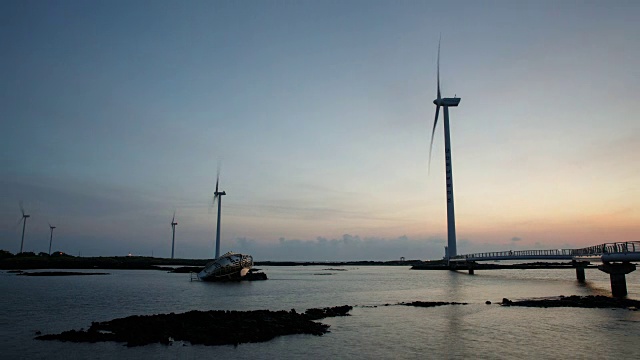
[48,223,56,256]
[19,203,30,254]
[212,168,227,259]
[170,211,178,259]
[428,38,461,261]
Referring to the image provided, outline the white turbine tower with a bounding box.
[170,211,177,259]
[18,202,30,254]
[212,169,226,259]
[48,223,56,256]
[429,39,461,261]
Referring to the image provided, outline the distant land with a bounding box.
[0,250,422,271]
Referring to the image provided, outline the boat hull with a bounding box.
[197,252,253,282]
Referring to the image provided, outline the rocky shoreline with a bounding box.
[34,296,640,348]
[0,255,422,271]
[400,301,468,307]
[500,295,640,309]
[36,305,353,347]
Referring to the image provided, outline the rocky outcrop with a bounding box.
[303,305,352,320]
[500,295,640,309]
[36,306,352,347]
[399,301,468,307]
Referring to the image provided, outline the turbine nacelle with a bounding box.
[433,97,461,107]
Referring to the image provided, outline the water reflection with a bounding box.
[443,271,464,357]
[576,280,613,296]
[2,267,640,360]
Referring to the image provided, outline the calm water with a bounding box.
[1,265,639,359]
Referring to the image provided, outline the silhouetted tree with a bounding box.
[16,251,36,257]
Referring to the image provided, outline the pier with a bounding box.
[416,241,640,297]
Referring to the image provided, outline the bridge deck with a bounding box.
[450,241,640,262]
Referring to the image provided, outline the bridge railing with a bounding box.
[571,241,639,256]
[451,241,640,261]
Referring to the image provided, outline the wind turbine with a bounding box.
[212,169,226,259]
[428,39,461,261]
[170,211,178,259]
[19,203,30,254]
[48,223,56,256]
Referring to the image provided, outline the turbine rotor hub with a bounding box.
[434,97,461,107]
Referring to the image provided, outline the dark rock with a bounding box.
[36,306,352,347]
[244,272,268,281]
[500,295,640,309]
[303,305,352,321]
[401,301,468,308]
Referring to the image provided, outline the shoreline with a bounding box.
[1,254,603,272]
[0,255,424,271]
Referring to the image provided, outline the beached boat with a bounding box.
[197,252,253,281]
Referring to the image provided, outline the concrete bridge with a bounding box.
[448,241,640,297]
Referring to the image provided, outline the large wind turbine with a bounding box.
[48,223,56,256]
[429,39,461,261]
[19,203,30,254]
[170,211,178,259]
[212,169,226,259]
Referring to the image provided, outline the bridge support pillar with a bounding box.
[572,261,589,282]
[598,262,636,298]
[576,267,585,282]
[467,261,476,275]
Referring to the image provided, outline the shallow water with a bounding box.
[1,265,639,359]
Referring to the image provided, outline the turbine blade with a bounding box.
[428,105,441,174]
[19,201,24,216]
[13,216,23,230]
[437,35,441,100]
[172,210,175,223]
[216,161,221,193]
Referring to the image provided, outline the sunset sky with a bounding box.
[1,1,638,260]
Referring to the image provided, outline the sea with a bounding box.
[1,265,639,359]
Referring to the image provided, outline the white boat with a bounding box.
[197,252,253,281]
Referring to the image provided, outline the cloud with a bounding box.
[511,236,522,242]
[231,234,446,261]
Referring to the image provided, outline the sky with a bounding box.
[1,0,639,260]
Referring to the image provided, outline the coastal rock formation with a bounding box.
[36,305,352,347]
[400,301,468,307]
[500,295,640,309]
[303,305,352,320]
